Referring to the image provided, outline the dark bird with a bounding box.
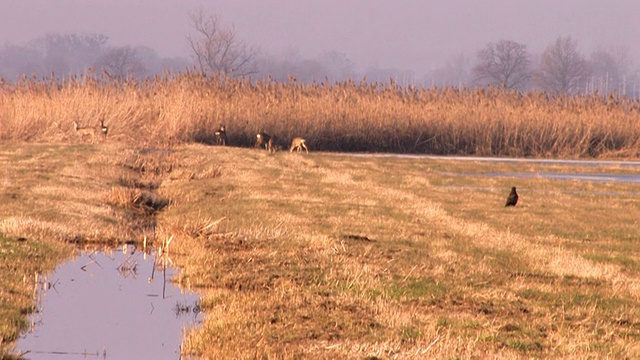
[505,186,519,207]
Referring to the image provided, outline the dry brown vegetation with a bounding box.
[2,74,640,358]
[158,146,640,358]
[2,141,640,358]
[1,73,640,157]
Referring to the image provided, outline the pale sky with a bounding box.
[1,0,639,73]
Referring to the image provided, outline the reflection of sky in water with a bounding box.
[18,246,202,360]
[343,153,640,168]
[442,171,640,184]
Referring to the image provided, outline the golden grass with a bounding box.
[141,144,640,358]
[2,142,640,357]
[2,72,640,357]
[1,73,640,157]
[0,234,73,359]
[0,144,130,244]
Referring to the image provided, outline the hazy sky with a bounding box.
[1,0,639,74]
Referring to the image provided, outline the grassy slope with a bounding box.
[158,145,640,358]
[3,142,640,358]
[0,142,155,358]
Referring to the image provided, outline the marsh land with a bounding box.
[2,141,640,359]
[2,75,640,358]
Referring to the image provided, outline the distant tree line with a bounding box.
[425,39,639,98]
[0,9,638,98]
[0,33,188,80]
[466,37,637,96]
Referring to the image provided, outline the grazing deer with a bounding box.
[214,124,228,145]
[289,137,309,153]
[73,121,97,143]
[505,186,519,207]
[255,132,276,152]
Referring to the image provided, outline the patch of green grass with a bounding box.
[582,252,640,272]
[400,325,422,343]
[385,276,447,303]
[0,235,72,348]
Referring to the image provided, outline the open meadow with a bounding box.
[2,75,640,358]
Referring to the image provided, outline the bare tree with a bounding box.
[425,53,471,88]
[316,51,356,83]
[535,36,588,94]
[29,33,108,75]
[588,46,631,95]
[187,9,257,76]
[95,46,145,79]
[0,45,43,78]
[472,40,531,90]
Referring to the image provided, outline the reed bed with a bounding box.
[1,72,640,157]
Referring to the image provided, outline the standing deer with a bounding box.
[73,121,97,143]
[255,132,276,152]
[289,137,309,153]
[99,118,108,139]
[214,124,227,146]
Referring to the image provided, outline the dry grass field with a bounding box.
[2,75,640,358]
[1,73,640,157]
[2,140,640,358]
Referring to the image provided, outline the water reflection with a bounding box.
[442,171,640,184]
[441,185,640,197]
[346,153,640,168]
[17,245,201,360]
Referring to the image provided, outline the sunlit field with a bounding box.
[1,72,640,157]
[2,75,640,358]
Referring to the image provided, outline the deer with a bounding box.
[255,132,276,153]
[289,137,309,153]
[74,118,108,143]
[73,121,97,142]
[99,118,108,139]
[214,124,228,146]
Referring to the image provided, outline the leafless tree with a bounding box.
[425,53,471,88]
[588,46,631,95]
[315,51,356,83]
[0,45,43,78]
[95,46,145,79]
[29,33,108,75]
[187,9,257,76]
[534,36,588,94]
[472,40,531,90]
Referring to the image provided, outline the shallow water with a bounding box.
[426,155,640,168]
[341,153,640,183]
[443,171,640,184]
[17,245,201,360]
[346,153,640,168]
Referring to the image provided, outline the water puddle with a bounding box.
[16,245,202,359]
[441,185,640,197]
[426,155,640,168]
[344,153,640,168]
[339,153,640,184]
[442,171,640,184]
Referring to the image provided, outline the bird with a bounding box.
[505,186,519,207]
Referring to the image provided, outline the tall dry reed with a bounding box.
[1,72,639,157]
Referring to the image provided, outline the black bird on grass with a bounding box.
[505,186,519,207]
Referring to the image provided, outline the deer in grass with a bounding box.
[214,124,228,146]
[73,121,97,142]
[289,137,309,153]
[99,118,108,139]
[255,132,276,153]
[73,118,108,143]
